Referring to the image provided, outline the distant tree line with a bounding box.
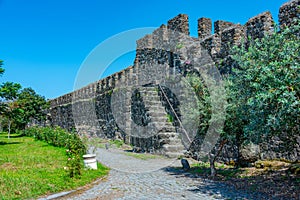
[0,60,49,138]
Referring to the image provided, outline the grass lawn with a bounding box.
[0,132,109,200]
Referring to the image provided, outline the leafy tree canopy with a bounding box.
[17,87,49,127]
[0,82,49,132]
[229,23,300,142]
[0,60,4,75]
[0,82,22,101]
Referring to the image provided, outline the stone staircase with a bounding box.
[139,86,185,158]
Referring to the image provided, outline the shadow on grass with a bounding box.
[0,134,25,139]
[10,134,25,138]
[0,141,22,145]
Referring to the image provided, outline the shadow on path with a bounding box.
[162,167,268,200]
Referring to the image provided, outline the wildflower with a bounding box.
[185,60,191,65]
[68,158,71,161]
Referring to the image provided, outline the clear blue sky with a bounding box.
[0,0,287,99]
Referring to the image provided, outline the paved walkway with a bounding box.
[59,148,264,200]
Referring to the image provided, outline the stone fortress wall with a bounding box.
[49,0,299,160]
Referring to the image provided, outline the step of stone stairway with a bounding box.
[159,138,183,146]
[164,151,184,159]
[144,105,162,110]
[157,132,177,139]
[139,90,159,95]
[156,125,176,132]
[142,97,161,102]
[153,121,173,125]
[162,144,185,152]
[137,86,186,159]
[147,111,169,116]
[149,116,168,122]
[147,97,160,101]
[165,138,183,145]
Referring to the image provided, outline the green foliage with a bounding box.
[24,126,87,178]
[179,23,299,175]
[17,87,49,128]
[0,60,4,75]
[0,82,21,101]
[185,72,229,176]
[166,113,174,123]
[186,73,212,136]
[176,42,184,49]
[0,132,108,199]
[109,139,124,148]
[229,23,300,142]
[0,82,23,137]
[0,83,49,132]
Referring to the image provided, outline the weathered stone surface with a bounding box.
[245,11,274,42]
[240,142,260,164]
[220,24,244,56]
[288,163,300,175]
[200,34,221,58]
[181,158,190,171]
[260,133,300,162]
[167,14,189,35]
[214,20,235,35]
[198,17,212,39]
[49,0,300,163]
[279,0,300,29]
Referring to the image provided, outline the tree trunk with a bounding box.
[8,120,11,139]
[209,139,228,177]
[0,119,3,132]
[209,153,217,177]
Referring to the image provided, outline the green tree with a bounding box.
[0,60,4,75]
[229,23,300,152]
[187,73,228,176]
[0,82,49,136]
[0,82,23,138]
[189,22,300,176]
[16,87,49,128]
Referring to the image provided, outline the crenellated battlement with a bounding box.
[167,14,190,35]
[279,0,300,28]
[51,0,300,112]
[48,0,300,160]
[198,17,212,39]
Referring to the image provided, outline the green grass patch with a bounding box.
[0,132,109,200]
[189,162,241,177]
[109,139,124,148]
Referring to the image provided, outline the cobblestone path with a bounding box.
[60,148,264,200]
